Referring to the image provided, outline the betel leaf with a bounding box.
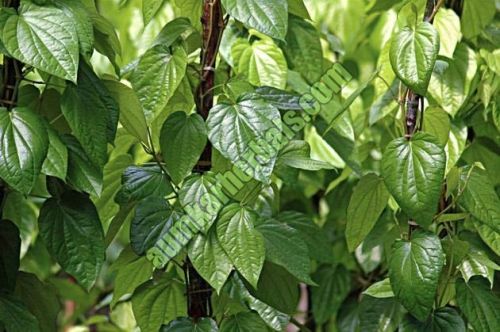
[284,15,323,83]
[456,277,500,332]
[461,0,495,39]
[358,296,404,332]
[311,264,351,324]
[2,2,79,82]
[188,228,233,294]
[143,0,165,26]
[363,278,394,298]
[0,220,20,292]
[388,230,445,322]
[131,272,186,332]
[255,218,314,284]
[346,173,390,252]
[399,307,466,332]
[41,125,68,180]
[160,111,207,184]
[207,94,282,182]
[422,107,451,146]
[459,167,500,233]
[288,0,310,19]
[381,132,445,226]
[38,190,105,290]
[130,45,187,124]
[115,165,173,204]
[103,80,148,143]
[0,107,48,195]
[216,204,265,288]
[390,22,440,95]
[0,294,40,332]
[153,17,193,48]
[236,39,288,89]
[434,8,461,59]
[276,140,334,171]
[219,312,268,332]
[221,0,288,40]
[130,197,175,255]
[254,86,301,110]
[161,317,218,332]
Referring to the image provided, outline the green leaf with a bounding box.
[14,272,60,332]
[254,86,301,110]
[62,135,103,196]
[153,17,194,48]
[188,229,233,293]
[130,45,187,124]
[236,39,288,89]
[456,277,500,332]
[0,294,40,332]
[359,296,404,332]
[434,8,461,58]
[41,125,68,180]
[288,0,310,19]
[38,190,105,290]
[0,220,20,292]
[276,140,334,171]
[171,0,202,31]
[422,107,451,146]
[474,220,500,256]
[428,43,477,116]
[363,278,394,299]
[346,173,390,252]
[220,312,268,332]
[256,218,313,284]
[116,165,173,204]
[390,22,440,95]
[399,307,466,332]
[461,0,496,39]
[381,132,446,225]
[388,230,445,321]
[130,197,176,255]
[143,0,164,26]
[207,95,282,182]
[221,0,288,40]
[103,80,148,143]
[161,317,218,332]
[131,272,186,332]
[0,107,49,195]
[459,167,500,233]
[110,247,154,307]
[160,112,207,184]
[311,264,351,324]
[216,204,265,288]
[445,122,467,174]
[3,2,79,81]
[284,15,322,83]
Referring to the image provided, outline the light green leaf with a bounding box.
[188,229,233,294]
[461,0,496,39]
[0,220,20,292]
[459,249,498,285]
[288,0,310,19]
[359,296,404,332]
[3,2,79,81]
[38,190,105,291]
[256,218,313,284]
[456,277,500,332]
[284,15,322,83]
[143,0,165,26]
[216,204,265,288]
[434,8,461,58]
[0,107,48,195]
[389,230,445,321]
[276,140,334,171]
[115,165,173,204]
[236,39,288,89]
[207,95,282,182]
[363,278,394,299]
[131,272,186,332]
[130,45,187,124]
[171,0,202,31]
[399,307,466,332]
[474,220,500,256]
[221,0,288,40]
[346,173,390,252]
[422,106,451,146]
[160,112,207,184]
[381,132,445,225]
[104,80,148,143]
[390,22,440,95]
[110,247,154,308]
[0,294,40,332]
[161,317,218,332]
[41,125,68,180]
[444,122,467,174]
[220,312,268,332]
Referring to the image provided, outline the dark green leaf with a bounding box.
[116,165,173,204]
[399,307,466,332]
[0,220,20,292]
[161,317,218,332]
[359,296,404,332]
[0,294,40,332]
[219,312,268,332]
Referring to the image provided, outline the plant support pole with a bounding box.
[185,0,225,319]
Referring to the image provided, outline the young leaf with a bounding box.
[346,173,390,252]
[0,107,49,195]
[422,107,450,146]
[434,8,461,58]
[216,204,265,288]
[160,112,207,184]
[221,0,288,40]
[461,0,495,39]
[390,22,440,95]
[2,2,79,82]
[38,190,105,290]
[381,132,445,226]
[363,278,394,299]
[41,125,68,180]
[389,230,445,322]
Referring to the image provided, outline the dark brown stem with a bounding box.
[184,0,225,319]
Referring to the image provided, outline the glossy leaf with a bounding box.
[161,317,218,332]
[41,125,68,180]
[219,312,268,332]
[399,307,466,332]
[116,165,173,204]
